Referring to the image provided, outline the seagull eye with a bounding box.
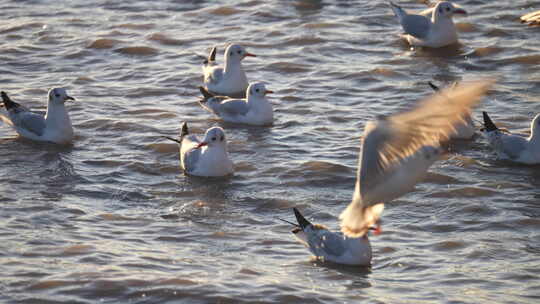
[211,137,216,141]
[439,8,443,13]
[55,93,61,98]
[230,52,233,56]
[255,88,259,92]
[446,7,450,11]
[237,50,242,54]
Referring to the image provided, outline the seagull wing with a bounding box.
[180,134,202,173]
[307,230,346,259]
[400,14,431,39]
[10,109,46,136]
[219,99,250,116]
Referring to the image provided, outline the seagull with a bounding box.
[164,122,233,177]
[283,208,373,266]
[521,10,540,26]
[198,82,274,126]
[0,88,75,144]
[340,79,494,237]
[481,112,540,164]
[389,1,467,48]
[202,44,256,98]
[428,81,476,140]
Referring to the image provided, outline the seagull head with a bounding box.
[48,88,75,104]
[435,1,467,18]
[195,127,227,149]
[225,44,256,62]
[247,82,273,99]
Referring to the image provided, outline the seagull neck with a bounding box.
[223,57,243,75]
[45,101,70,125]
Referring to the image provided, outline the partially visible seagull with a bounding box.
[428,81,476,140]
[481,111,540,164]
[198,82,274,126]
[202,44,256,98]
[283,208,373,266]
[340,79,495,237]
[0,88,75,144]
[521,10,540,26]
[164,122,233,177]
[389,1,467,48]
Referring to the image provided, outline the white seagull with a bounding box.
[389,1,467,48]
[283,208,373,266]
[0,88,75,144]
[521,10,540,26]
[164,122,233,177]
[202,44,256,98]
[481,112,540,164]
[340,79,494,237]
[428,81,476,140]
[198,82,274,126]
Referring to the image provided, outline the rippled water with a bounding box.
[1,0,540,303]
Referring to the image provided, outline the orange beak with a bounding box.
[265,90,274,95]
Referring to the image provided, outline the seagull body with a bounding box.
[428,81,476,140]
[0,88,75,144]
[482,112,540,164]
[198,82,274,126]
[340,80,494,237]
[165,123,233,177]
[389,1,467,48]
[288,208,372,266]
[202,44,255,98]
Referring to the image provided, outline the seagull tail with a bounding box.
[428,81,440,92]
[203,47,217,65]
[482,111,498,132]
[340,202,384,238]
[180,122,189,141]
[293,208,312,230]
[199,86,215,103]
[1,91,18,111]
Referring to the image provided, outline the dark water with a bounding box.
[1,0,539,303]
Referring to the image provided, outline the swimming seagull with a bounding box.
[202,44,256,98]
[428,81,476,140]
[481,112,540,164]
[0,88,75,144]
[389,1,467,48]
[283,208,373,266]
[198,82,274,126]
[340,79,494,237]
[164,122,233,177]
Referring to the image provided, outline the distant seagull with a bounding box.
[521,10,540,26]
[389,1,467,48]
[198,82,274,126]
[0,88,75,144]
[283,208,373,266]
[481,112,540,164]
[428,81,476,140]
[164,122,233,177]
[202,44,256,98]
[340,79,494,237]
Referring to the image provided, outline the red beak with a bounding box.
[195,142,207,149]
[244,53,256,57]
[454,8,467,15]
[265,90,274,95]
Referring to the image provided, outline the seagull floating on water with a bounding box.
[202,44,256,98]
[283,208,372,266]
[340,79,494,237]
[389,1,467,48]
[0,88,75,144]
[164,122,233,177]
[428,81,476,140]
[198,82,274,126]
[481,112,540,164]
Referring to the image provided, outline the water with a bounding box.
[1,0,539,303]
